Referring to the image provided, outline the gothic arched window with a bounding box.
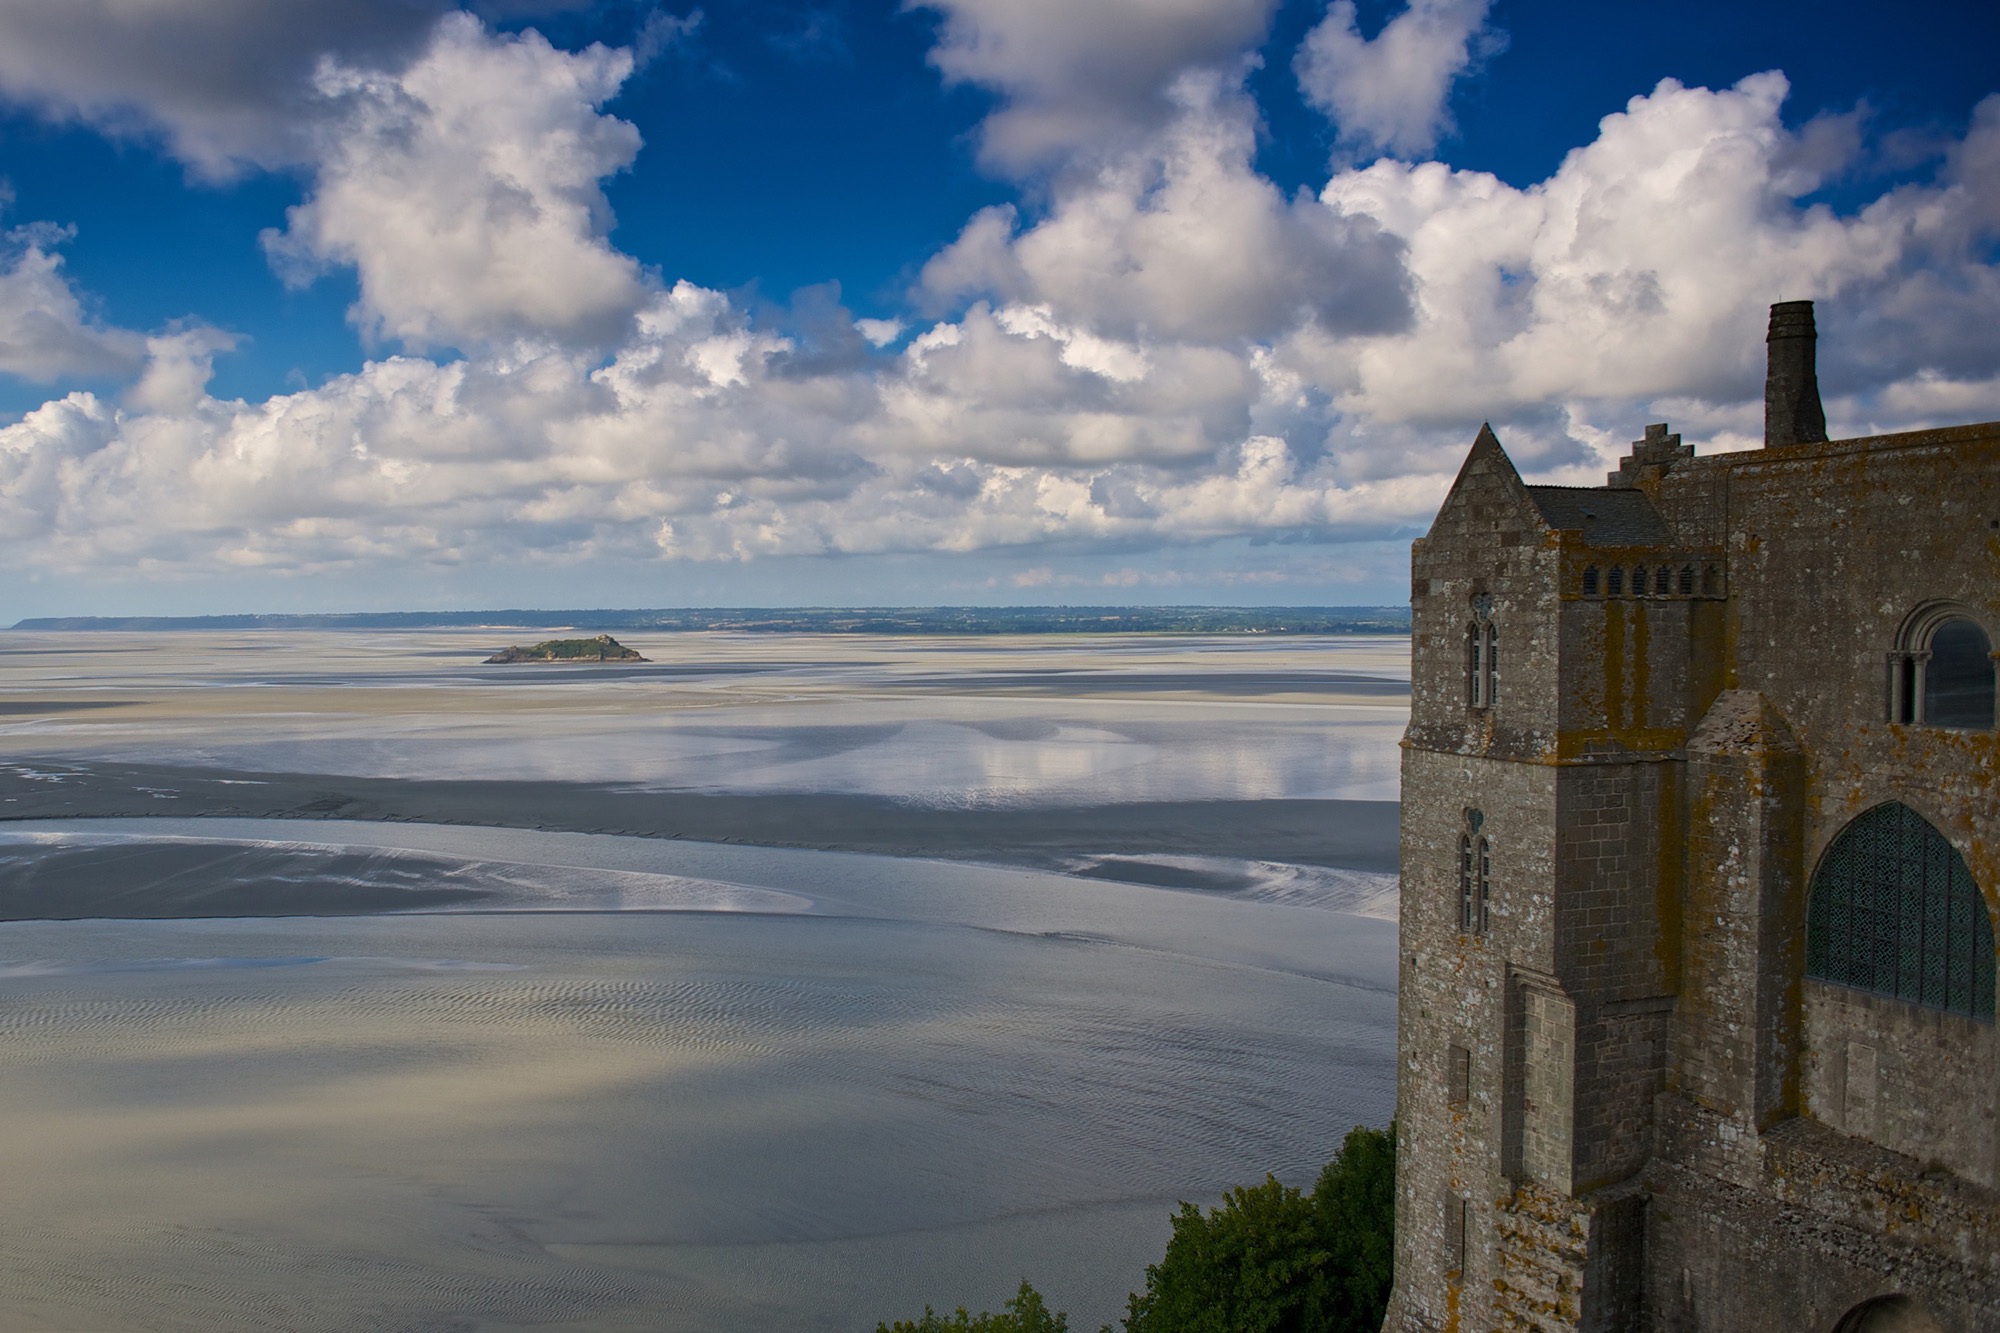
[1459,814,1491,935]
[1458,835,1493,933]
[1466,622,1497,708]
[1582,566,1600,597]
[1806,802,1994,1019]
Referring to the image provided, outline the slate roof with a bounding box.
[1525,485,1673,545]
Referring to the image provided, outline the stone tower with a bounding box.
[1384,304,2000,1332]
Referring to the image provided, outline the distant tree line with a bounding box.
[877,1123,1395,1333]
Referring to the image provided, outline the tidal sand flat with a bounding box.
[0,632,1406,1329]
[0,630,1406,885]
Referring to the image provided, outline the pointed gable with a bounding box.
[1422,423,1548,546]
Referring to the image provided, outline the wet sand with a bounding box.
[0,836,1397,1331]
[0,757,1399,878]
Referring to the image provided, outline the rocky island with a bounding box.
[483,634,648,663]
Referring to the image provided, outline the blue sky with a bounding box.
[0,0,1996,617]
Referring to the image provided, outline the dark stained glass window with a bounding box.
[1924,617,1995,730]
[1807,803,1995,1020]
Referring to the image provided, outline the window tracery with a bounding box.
[1806,802,1994,1020]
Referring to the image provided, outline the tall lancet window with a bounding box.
[1460,811,1491,934]
[1467,599,1498,709]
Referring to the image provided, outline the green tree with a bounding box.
[1310,1123,1397,1330]
[877,1279,1070,1333]
[1119,1123,1395,1333]
[876,1125,1395,1333]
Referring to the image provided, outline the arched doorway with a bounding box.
[1831,1294,1944,1332]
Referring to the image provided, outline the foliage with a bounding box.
[877,1280,1069,1333]
[1118,1123,1396,1333]
[1309,1122,1397,1329]
[877,1127,1395,1333]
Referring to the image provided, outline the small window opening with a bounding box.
[1678,564,1695,596]
[1448,1045,1471,1105]
[1631,564,1647,596]
[1655,566,1672,596]
[1445,1196,1469,1275]
[1607,567,1625,596]
[1582,566,1599,597]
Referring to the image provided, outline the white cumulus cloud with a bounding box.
[0,225,147,382]
[0,12,1998,599]
[1296,0,1499,159]
[916,0,1279,175]
[263,14,649,351]
[1311,74,2000,435]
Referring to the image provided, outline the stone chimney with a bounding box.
[1764,300,1827,447]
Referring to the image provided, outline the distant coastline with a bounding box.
[10,605,1412,635]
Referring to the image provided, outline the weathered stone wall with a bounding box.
[1673,690,1808,1134]
[1803,981,1999,1188]
[1396,745,1562,1332]
[1647,1100,2000,1332]
[1551,762,1677,1193]
[1555,574,1708,752]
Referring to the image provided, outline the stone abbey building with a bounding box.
[1385,303,1999,1332]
